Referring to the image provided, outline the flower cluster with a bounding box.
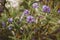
[26,16,35,23]
[32,3,39,8]
[8,18,13,23]
[42,5,50,13]
[0,0,60,40]
[23,9,30,15]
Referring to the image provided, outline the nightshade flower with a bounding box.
[26,16,35,23]
[42,5,50,13]
[23,9,30,15]
[32,3,39,8]
[58,9,60,13]
[8,18,13,23]
[20,9,29,21]
[8,26,12,30]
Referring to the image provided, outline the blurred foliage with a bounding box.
[0,0,60,40]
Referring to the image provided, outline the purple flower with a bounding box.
[2,21,6,27]
[23,9,29,15]
[42,5,50,13]
[8,18,13,23]
[58,9,60,13]
[26,16,35,23]
[32,3,39,8]
[8,26,12,30]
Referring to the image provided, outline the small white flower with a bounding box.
[7,0,19,8]
[5,3,10,8]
